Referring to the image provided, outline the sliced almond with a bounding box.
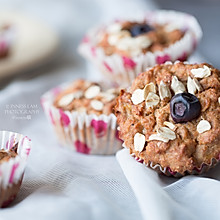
[191,65,211,78]
[148,133,169,143]
[131,89,145,105]
[85,85,101,99]
[197,120,211,134]
[90,100,104,111]
[58,91,83,107]
[218,97,220,105]
[187,76,197,95]
[145,92,160,109]
[164,121,176,131]
[134,132,146,152]
[143,82,156,99]
[171,76,186,94]
[158,127,176,140]
[159,81,171,100]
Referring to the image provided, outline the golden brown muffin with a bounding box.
[115,62,220,175]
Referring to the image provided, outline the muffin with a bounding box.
[78,10,202,87]
[115,62,220,177]
[41,79,122,155]
[0,131,31,207]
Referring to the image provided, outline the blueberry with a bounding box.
[170,93,201,123]
[129,24,154,37]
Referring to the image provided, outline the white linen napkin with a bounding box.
[116,149,220,220]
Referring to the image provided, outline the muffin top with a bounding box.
[0,144,18,164]
[54,79,119,116]
[115,62,220,174]
[97,20,184,57]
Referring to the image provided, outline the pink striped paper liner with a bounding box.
[0,131,32,207]
[41,82,122,155]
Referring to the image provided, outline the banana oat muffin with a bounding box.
[115,62,220,176]
[42,79,122,155]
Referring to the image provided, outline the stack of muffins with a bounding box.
[42,10,220,177]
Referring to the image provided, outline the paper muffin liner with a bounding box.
[78,10,202,87]
[41,82,122,155]
[122,144,219,178]
[0,131,32,207]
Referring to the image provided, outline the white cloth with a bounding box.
[0,0,218,220]
[116,149,220,220]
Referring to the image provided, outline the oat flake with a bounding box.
[197,120,211,134]
[191,65,211,78]
[131,89,145,105]
[171,76,186,94]
[145,92,160,108]
[85,85,101,99]
[90,100,104,111]
[134,133,146,152]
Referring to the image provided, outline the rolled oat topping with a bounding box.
[54,80,119,115]
[197,120,211,134]
[191,65,211,78]
[134,133,146,152]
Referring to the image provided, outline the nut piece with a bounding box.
[134,132,146,152]
[158,127,176,140]
[90,100,104,111]
[159,81,171,100]
[171,76,186,94]
[164,121,176,131]
[148,133,169,143]
[85,85,101,99]
[191,65,211,78]
[145,92,160,108]
[218,97,220,105]
[143,82,156,99]
[197,120,211,134]
[131,89,145,105]
[58,91,83,107]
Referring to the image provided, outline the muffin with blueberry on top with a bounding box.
[115,62,220,176]
[79,10,202,86]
